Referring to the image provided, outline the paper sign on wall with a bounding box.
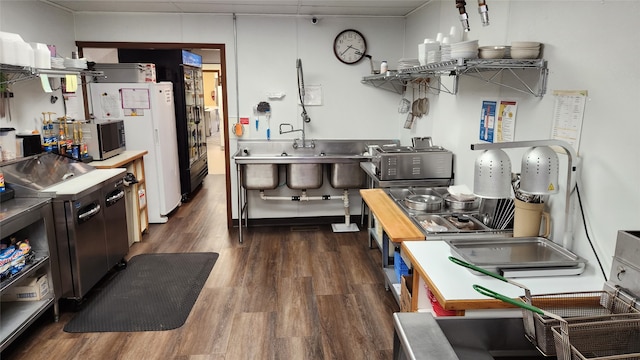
[551,90,587,151]
[479,100,497,143]
[496,100,517,142]
[121,88,150,109]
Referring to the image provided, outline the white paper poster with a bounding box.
[551,90,587,151]
[121,88,151,109]
[496,100,517,143]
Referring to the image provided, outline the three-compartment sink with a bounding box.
[234,140,394,190]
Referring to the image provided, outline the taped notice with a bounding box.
[551,90,587,151]
[496,100,517,143]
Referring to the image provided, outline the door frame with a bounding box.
[76,41,233,229]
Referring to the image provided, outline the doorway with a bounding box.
[77,41,233,229]
[197,60,225,176]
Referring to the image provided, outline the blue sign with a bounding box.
[480,100,497,143]
[182,50,202,68]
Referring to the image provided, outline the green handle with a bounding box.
[449,256,509,282]
[473,284,545,315]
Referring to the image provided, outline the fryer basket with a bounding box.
[521,290,639,356]
[551,317,640,360]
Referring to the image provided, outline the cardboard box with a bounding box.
[400,275,413,312]
[1,275,49,302]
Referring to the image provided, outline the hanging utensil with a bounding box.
[398,93,411,114]
[404,85,418,129]
[418,81,429,117]
[403,111,414,129]
[266,111,271,140]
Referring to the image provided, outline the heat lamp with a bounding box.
[471,140,577,249]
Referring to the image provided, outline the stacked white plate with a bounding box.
[398,58,421,70]
[418,42,440,66]
[510,41,541,59]
[450,39,479,60]
[51,57,65,69]
[63,58,87,70]
[426,50,441,64]
[441,44,452,61]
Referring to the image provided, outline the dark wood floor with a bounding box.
[2,174,399,359]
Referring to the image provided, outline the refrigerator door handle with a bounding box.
[194,106,201,124]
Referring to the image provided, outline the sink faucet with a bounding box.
[279,123,315,149]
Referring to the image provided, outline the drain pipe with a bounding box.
[259,190,359,232]
[259,190,344,202]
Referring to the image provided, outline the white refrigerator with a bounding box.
[89,82,181,223]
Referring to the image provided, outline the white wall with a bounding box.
[406,0,640,273]
[72,12,406,219]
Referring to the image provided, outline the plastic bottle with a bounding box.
[64,121,73,157]
[380,61,388,74]
[58,119,67,156]
[41,113,50,152]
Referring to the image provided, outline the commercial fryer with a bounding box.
[2,153,129,300]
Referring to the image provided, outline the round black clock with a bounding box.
[333,29,367,65]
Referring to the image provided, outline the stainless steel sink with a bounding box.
[241,163,279,190]
[328,162,365,189]
[234,139,398,190]
[286,163,323,189]
[393,313,551,360]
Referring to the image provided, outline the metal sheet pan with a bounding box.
[445,237,588,270]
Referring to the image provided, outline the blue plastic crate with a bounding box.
[394,251,409,283]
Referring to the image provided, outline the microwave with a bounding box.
[82,120,126,160]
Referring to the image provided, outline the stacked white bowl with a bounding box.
[510,41,541,59]
[450,39,479,60]
[478,46,506,59]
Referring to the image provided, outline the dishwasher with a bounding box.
[3,153,129,300]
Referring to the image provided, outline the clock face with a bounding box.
[333,29,367,65]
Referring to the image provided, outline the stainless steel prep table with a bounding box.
[3,154,128,300]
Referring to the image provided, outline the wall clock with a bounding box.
[333,29,367,65]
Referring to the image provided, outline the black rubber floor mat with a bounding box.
[64,252,218,333]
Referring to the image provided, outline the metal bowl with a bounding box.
[444,194,479,211]
[404,194,443,211]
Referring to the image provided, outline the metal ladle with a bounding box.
[418,82,429,116]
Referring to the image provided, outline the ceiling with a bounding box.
[41,0,432,17]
